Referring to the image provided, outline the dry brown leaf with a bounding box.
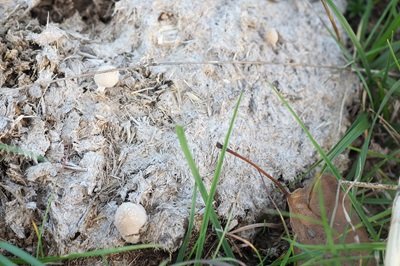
[288,174,371,265]
[288,174,370,245]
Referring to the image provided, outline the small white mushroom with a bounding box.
[114,202,148,243]
[264,28,279,48]
[93,65,120,93]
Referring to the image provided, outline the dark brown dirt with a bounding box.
[30,0,115,25]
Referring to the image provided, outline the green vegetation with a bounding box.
[0,143,46,163]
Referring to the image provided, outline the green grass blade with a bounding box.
[354,78,400,186]
[364,0,397,48]
[362,151,400,180]
[357,0,372,44]
[0,254,16,266]
[0,143,46,163]
[272,250,324,265]
[316,179,338,265]
[341,80,400,241]
[370,42,400,70]
[36,194,53,258]
[352,68,374,108]
[370,14,400,55]
[291,241,385,252]
[278,241,293,266]
[212,207,234,259]
[324,0,375,108]
[171,257,245,266]
[0,242,44,266]
[303,255,374,265]
[269,83,341,178]
[305,113,369,175]
[327,113,369,160]
[176,184,198,262]
[176,127,235,259]
[362,198,393,205]
[194,91,243,260]
[325,0,371,76]
[365,41,400,59]
[348,146,400,161]
[388,40,400,71]
[33,244,161,264]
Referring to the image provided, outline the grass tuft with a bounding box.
[175,91,243,262]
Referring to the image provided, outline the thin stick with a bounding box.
[339,180,399,191]
[320,0,341,43]
[216,142,290,197]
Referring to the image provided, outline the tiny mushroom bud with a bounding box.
[265,28,279,48]
[93,65,120,92]
[114,202,148,243]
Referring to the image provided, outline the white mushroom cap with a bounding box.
[114,202,148,243]
[94,65,120,92]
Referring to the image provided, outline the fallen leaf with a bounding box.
[288,174,371,264]
[289,174,370,244]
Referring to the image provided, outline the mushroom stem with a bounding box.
[96,86,106,93]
